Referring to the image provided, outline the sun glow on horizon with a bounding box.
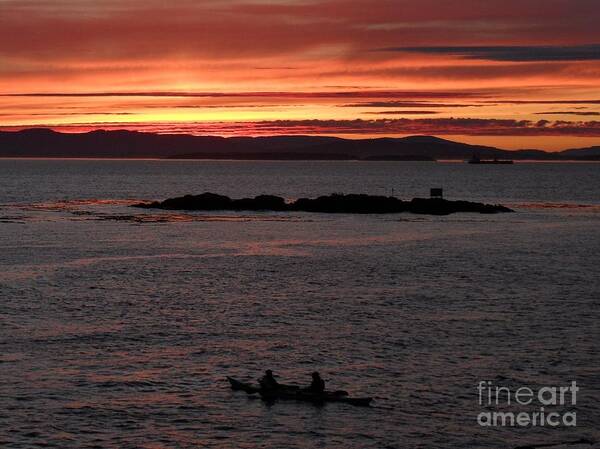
[1,0,599,150]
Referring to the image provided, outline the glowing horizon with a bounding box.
[1,0,599,150]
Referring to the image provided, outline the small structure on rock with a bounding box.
[430,188,443,199]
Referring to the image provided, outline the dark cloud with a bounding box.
[243,118,600,136]
[486,99,600,104]
[0,90,488,99]
[535,111,600,116]
[379,45,600,61]
[342,101,485,108]
[7,118,599,137]
[364,110,439,115]
[138,104,295,109]
[0,112,134,116]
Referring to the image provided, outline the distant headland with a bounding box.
[1,128,599,160]
[133,192,513,215]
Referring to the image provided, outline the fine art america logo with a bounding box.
[477,381,578,427]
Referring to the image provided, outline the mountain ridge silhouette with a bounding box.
[0,128,597,160]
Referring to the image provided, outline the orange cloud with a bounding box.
[0,0,599,148]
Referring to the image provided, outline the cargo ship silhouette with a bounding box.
[468,154,514,164]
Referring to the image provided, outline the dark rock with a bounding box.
[290,194,407,214]
[232,195,287,211]
[132,192,513,215]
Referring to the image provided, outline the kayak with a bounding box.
[227,377,373,407]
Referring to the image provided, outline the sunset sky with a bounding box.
[1,0,600,150]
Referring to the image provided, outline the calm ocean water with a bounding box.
[1,160,599,449]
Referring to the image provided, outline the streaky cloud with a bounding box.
[364,111,439,115]
[486,99,600,104]
[342,101,485,108]
[0,90,486,99]
[378,44,600,61]
[5,118,599,137]
[535,111,600,116]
